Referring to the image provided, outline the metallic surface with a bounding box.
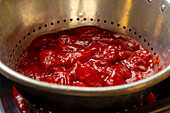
[0,0,169,109]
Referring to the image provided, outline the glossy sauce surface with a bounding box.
[18,26,154,87]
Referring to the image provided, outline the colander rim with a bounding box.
[0,61,169,96]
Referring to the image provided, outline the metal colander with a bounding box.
[0,0,169,111]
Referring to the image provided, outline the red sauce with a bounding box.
[17,26,154,87]
[144,92,156,104]
[12,85,28,113]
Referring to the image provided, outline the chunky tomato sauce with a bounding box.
[17,26,154,87]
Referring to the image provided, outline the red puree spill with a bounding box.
[17,26,154,87]
[12,85,28,113]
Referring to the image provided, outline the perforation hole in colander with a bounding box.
[7,17,160,71]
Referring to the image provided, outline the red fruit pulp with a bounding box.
[18,26,154,87]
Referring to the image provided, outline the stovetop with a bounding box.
[0,75,170,113]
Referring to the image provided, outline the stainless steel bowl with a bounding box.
[0,0,169,111]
